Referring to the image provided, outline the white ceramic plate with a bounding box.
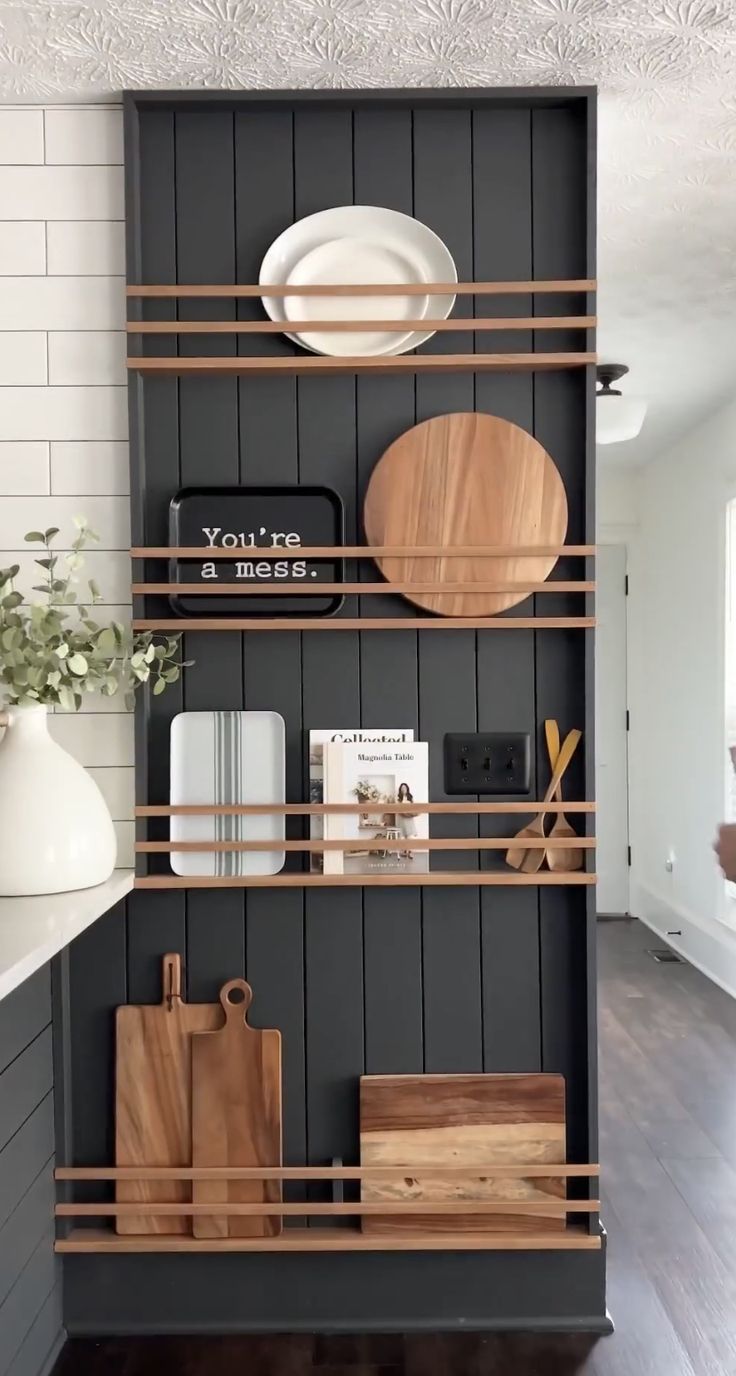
[170,710,285,877]
[259,206,457,357]
[285,238,423,356]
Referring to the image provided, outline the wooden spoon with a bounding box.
[544,719,584,873]
[505,728,582,872]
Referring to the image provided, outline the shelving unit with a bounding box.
[132,801,596,888]
[131,542,596,633]
[55,1164,601,1253]
[60,86,605,1331]
[127,278,596,376]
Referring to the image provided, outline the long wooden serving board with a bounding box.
[360,1073,566,1235]
[191,979,282,1239]
[115,953,222,1235]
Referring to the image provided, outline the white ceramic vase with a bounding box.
[0,702,117,896]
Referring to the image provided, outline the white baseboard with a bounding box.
[632,881,736,1001]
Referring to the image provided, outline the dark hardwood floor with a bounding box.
[56,919,736,1376]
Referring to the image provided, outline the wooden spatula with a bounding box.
[505,728,582,872]
[544,719,584,873]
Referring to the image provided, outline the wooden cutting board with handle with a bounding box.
[360,1073,566,1235]
[191,978,282,1239]
[115,952,222,1236]
[363,412,568,616]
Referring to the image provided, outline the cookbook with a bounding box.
[308,728,414,872]
[322,740,429,876]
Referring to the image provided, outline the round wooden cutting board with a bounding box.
[363,412,568,616]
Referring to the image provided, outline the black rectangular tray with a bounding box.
[168,485,344,617]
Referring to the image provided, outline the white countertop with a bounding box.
[0,870,134,1002]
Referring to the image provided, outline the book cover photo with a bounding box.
[308,728,414,872]
[322,741,429,876]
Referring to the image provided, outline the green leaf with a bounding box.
[35,558,53,570]
[153,676,166,695]
[97,627,117,656]
[24,531,45,543]
[44,527,59,541]
[2,592,22,610]
[88,579,101,599]
[68,653,88,675]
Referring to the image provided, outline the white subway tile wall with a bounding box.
[0,106,135,854]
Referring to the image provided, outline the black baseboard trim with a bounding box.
[66,1314,614,1338]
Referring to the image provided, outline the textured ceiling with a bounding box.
[1,0,736,466]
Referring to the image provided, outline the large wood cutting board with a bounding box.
[360,1073,566,1235]
[191,978,282,1239]
[115,953,222,1235]
[363,412,568,616]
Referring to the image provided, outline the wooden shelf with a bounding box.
[133,616,595,633]
[133,873,596,889]
[128,353,595,376]
[56,1225,601,1253]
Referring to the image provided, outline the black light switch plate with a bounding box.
[443,732,531,795]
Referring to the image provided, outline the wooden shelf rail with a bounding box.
[136,837,594,854]
[127,280,597,298]
[56,1164,600,1181]
[129,354,596,376]
[55,1162,601,1253]
[131,545,596,559]
[135,801,596,816]
[133,581,595,597]
[134,616,595,632]
[128,316,595,335]
[58,1200,598,1219]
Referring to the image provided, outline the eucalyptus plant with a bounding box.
[0,519,190,711]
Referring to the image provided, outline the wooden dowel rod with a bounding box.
[133,617,595,632]
[127,353,596,375]
[135,801,596,816]
[133,581,596,596]
[127,280,597,298]
[128,316,596,334]
[57,1200,598,1218]
[136,836,594,853]
[134,873,596,888]
[131,545,595,559]
[56,1164,600,1181]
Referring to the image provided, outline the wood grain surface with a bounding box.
[360,1073,566,1235]
[191,979,282,1239]
[363,413,568,615]
[115,953,222,1235]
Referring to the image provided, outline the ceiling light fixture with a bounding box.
[596,364,647,446]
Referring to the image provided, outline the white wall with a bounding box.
[627,393,736,995]
[0,105,133,867]
[597,464,640,535]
